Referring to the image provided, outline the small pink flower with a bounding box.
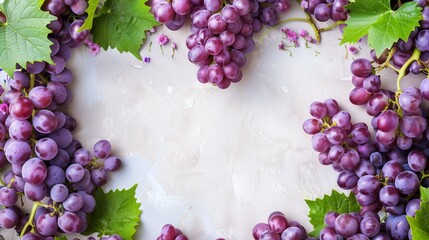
[157,34,169,46]
[348,45,359,54]
[144,57,151,63]
[172,43,177,49]
[89,43,100,56]
[0,103,8,115]
[279,42,285,50]
[149,28,156,33]
[301,0,309,9]
[305,35,315,43]
[299,30,308,37]
[283,28,298,44]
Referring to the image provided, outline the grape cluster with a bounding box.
[156,224,229,240]
[302,3,429,235]
[300,0,349,23]
[303,99,423,239]
[157,224,189,240]
[252,211,311,240]
[0,0,123,239]
[150,0,291,89]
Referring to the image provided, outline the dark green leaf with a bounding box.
[91,0,159,59]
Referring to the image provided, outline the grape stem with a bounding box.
[378,47,396,71]
[20,201,55,237]
[319,21,344,33]
[20,201,42,237]
[29,74,35,90]
[396,48,421,92]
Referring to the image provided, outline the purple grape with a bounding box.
[376,110,399,132]
[311,132,330,153]
[35,137,58,160]
[337,170,359,190]
[45,55,66,75]
[268,212,288,234]
[66,163,85,182]
[357,175,380,195]
[204,0,221,11]
[70,0,88,14]
[394,171,419,195]
[208,14,227,34]
[416,30,429,51]
[406,198,421,217]
[153,2,175,23]
[48,128,73,149]
[33,109,58,134]
[252,223,271,240]
[161,224,177,240]
[314,4,331,22]
[172,0,191,15]
[205,37,223,55]
[58,211,82,233]
[222,5,240,23]
[9,97,34,120]
[362,75,381,93]
[8,119,32,141]
[77,191,96,213]
[359,216,380,237]
[91,168,108,186]
[36,213,58,236]
[45,165,66,188]
[50,183,69,202]
[42,0,66,16]
[0,187,18,207]
[0,208,18,228]
[24,182,48,201]
[350,58,372,78]
[104,155,122,171]
[390,215,409,240]
[22,158,48,184]
[63,193,84,211]
[335,213,358,238]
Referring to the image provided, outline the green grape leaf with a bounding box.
[0,0,55,76]
[341,0,422,56]
[54,236,67,240]
[407,187,429,239]
[421,186,429,202]
[305,190,360,237]
[79,0,100,31]
[91,0,159,60]
[82,184,142,240]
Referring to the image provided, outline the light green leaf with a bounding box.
[79,0,100,31]
[407,187,429,239]
[305,190,360,237]
[91,0,159,59]
[54,236,67,240]
[82,184,142,240]
[341,0,422,56]
[0,0,55,76]
[421,186,429,202]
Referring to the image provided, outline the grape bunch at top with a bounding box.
[150,0,292,89]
